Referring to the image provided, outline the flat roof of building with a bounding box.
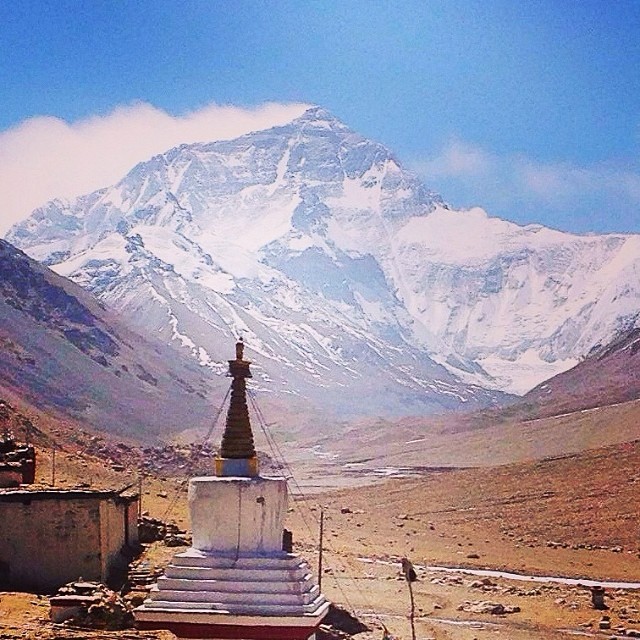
[0,486,138,503]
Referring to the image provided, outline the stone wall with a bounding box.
[0,491,136,592]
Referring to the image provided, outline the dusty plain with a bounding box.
[1,396,640,640]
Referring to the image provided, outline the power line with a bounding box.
[247,389,384,628]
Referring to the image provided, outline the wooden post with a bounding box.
[138,475,143,518]
[401,557,417,640]
[51,446,56,487]
[408,579,416,640]
[318,508,324,592]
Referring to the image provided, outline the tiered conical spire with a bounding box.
[216,340,258,476]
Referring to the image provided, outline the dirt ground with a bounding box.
[2,438,640,639]
[279,438,640,639]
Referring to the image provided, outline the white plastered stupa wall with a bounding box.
[189,475,287,554]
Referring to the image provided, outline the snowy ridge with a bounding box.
[7,106,640,413]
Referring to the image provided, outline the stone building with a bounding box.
[0,429,36,487]
[0,487,138,592]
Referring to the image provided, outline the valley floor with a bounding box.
[282,437,640,639]
[1,435,639,639]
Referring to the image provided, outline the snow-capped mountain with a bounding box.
[7,106,640,414]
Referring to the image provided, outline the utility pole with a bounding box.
[318,508,324,592]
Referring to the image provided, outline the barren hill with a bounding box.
[0,239,217,441]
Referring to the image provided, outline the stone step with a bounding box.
[172,551,309,570]
[157,575,316,595]
[141,594,328,617]
[148,584,320,606]
[165,564,312,583]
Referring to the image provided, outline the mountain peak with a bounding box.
[7,107,640,408]
[291,105,349,130]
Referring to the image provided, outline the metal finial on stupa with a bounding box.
[215,339,259,477]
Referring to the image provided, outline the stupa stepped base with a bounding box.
[159,576,317,596]
[135,550,329,640]
[156,580,321,603]
[140,597,327,616]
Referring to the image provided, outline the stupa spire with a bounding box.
[215,339,259,477]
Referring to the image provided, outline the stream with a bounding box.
[357,556,640,590]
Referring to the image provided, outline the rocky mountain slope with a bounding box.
[0,239,215,440]
[7,106,640,415]
[521,325,640,419]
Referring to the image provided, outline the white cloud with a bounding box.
[0,101,310,235]
[518,159,640,206]
[416,139,492,178]
[411,140,640,233]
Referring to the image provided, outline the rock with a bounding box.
[125,591,147,607]
[138,515,187,545]
[599,618,612,630]
[591,586,607,610]
[317,625,351,640]
[458,600,520,615]
[165,533,190,547]
[49,581,134,630]
[466,552,480,559]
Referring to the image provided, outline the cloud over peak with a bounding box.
[0,101,310,235]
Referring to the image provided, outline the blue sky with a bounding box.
[1,0,639,234]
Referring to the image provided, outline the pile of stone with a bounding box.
[126,561,163,607]
[0,422,36,486]
[138,514,190,546]
[430,574,464,586]
[457,600,521,615]
[49,580,134,630]
[80,434,217,477]
[466,577,543,597]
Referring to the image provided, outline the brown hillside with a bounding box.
[0,239,218,441]
[522,325,640,418]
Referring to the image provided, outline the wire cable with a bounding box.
[248,388,384,627]
[160,383,231,522]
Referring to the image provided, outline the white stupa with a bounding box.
[135,340,329,640]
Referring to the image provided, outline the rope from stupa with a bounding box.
[160,384,231,522]
[248,389,380,625]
